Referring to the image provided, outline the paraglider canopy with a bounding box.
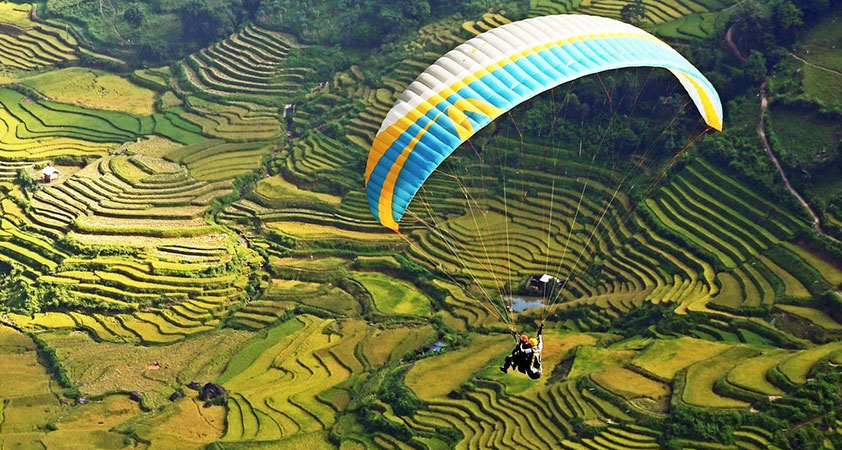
[365,14,723,232]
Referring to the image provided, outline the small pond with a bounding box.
[423,341,448,354]
[506,296,545,312]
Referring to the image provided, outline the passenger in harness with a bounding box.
[500,324,543,379]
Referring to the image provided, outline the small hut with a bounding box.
[41,166,59,183]
[527,274,562,293]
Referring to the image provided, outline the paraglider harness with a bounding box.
[501,324,543,379]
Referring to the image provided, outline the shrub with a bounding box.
[660,406,741,445]
[353,398,414,442]
[379,367,421,416]
[32,335,73,390]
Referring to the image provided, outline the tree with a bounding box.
[773,0,804,45]
[744,50,768,85]
[14,168,34,192]
[620,0,646,26]
[774,1,804,32]
[179,0,239,46]
[123,4,144,27]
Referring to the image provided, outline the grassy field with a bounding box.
[0,325,63,445]
[256,176,342,205]
[777,342,842,385]
[0,2,33,27]
[21,68,157,115]
[355,272,431,316]
[568,346,637,378]
[768,105,842,162]
[268,221,399,241]
[777,304,842,331]
[784,242,842,286]
[631,337,729,381]
[591,367,671,400]
[798,62,842,108]
[130,397,225,449]
[794,9,842,73]
[405,335,510,400]
[360,325,436,367]
[41,329,251,407]
[681,346,758,409]
[725,351,788,396]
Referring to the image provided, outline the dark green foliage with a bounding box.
[447,381,476,400]
[609,302,687,335]
[209,172,261,217]
[265,230,296,256]
[766,245,832,296]
[773,1,805,34]
[178,0,238,46]
[14,168,34,193]
[123,4,144,26]
[32,335,74,392]
[797,228,842,267]
[658,364,842,448]
[256,0,517,48]
[379,368,421,416]
[393,255,448,308]
[284,46,361,86]
[353,398,414,442]
[569,416,607,441]
[661,406,742,445]
[745,51,768,85]
[620,0,646,26]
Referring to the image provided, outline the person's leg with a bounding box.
[517,357,529,373]
[501,355,513,372]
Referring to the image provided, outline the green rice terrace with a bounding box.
[1,0,841,449]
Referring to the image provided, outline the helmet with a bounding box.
[520,334,528,342]
[528,338,538,347]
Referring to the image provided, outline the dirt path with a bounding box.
[756,82,839,243]
[789,52,842,77]
[725,25,746,63]
[726,26,839,243]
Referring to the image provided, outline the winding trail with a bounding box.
[789,52,842,77]
[756,82,838,243]
[725,25,839,243]
[725,25,746,63]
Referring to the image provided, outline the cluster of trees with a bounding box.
[661,364,842,449]
[379,368,421,416]
[138,0,263,62]
[254,0,516,48]
[0,269,80,316]
[729,0,834,57]
[489,69,701,188]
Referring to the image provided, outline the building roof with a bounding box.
[539,274,560,283]
[41,166,59,176]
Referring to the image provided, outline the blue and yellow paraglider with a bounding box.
[365,14,722,232]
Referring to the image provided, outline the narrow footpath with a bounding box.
[725,25,839,243]
[789,52,842,77]
[756,82,839,243]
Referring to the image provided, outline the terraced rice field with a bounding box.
[405,335,511,400]
[20,68,157,115]
[529,0,730,39]
[221,316,368,441]
[680,346,759,408]
[631,337,728,380]
[0,3,79,70]
[178,25,306,102]
[402,148,809,317]
[1,4,842,449]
